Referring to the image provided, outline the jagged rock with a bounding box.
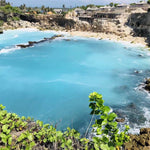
[143,146,150,150]
[17,44,29,48]
[17,35,64,48]
[0,28,3,34]
[140,128,150,134]
[145,140,150,146]
[124,142,133,149]
[145,84,150,91]
[139,137,146,146]
[115,118,125,122]
[145,78,150,84]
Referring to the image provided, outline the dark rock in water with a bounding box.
[28,41,37,46]
[127,103,136,109]
[17,34,64,48]
[115,118,125,122]
[0,29,3,34]
[134,70,140,74]
[138,54,144,57]
[145,78,150,84]
[145,83,150,91]
[17,44,29,48]
[64,39,71,41]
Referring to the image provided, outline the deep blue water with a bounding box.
[1,29,150,134]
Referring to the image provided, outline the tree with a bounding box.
[41,5,45,13]
[147,0,150,4]
[114,3,118,7]
[62,4,65,8]
[109,2,114,7]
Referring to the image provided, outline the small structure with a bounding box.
[86,6,99,12]
[97,6,112,13]
[115,4,129,9]
[53,9,62,14]
[74,8,86,16]
[79,16,94,24]
[93,12,120,19]
[129,2,150,11]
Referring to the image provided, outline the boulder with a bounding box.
[145,78,150,84]
[115,118,125,122]
[17,44,29,48]
[145,84,150,91]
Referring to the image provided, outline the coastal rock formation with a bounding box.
[124,128,150,150]
[143,78,150,92]
[2,11,150,46]
[127,12,150,37]
[17,34,64,48]
[91,13,131,37]
[0,28,3,34]
[2,20,40,30]
[115,118,125,122]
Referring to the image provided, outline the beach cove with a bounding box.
[0,29,150,136]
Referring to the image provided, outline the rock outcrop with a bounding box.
[144,78,150,92]
[17,34,64,48]
[124,128,150,150]
[0,27,3,34]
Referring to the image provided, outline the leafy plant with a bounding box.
[89,92,130,150]
[0,92,130,150]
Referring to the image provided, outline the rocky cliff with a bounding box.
[127,12,150,37]
[1,11,150,45]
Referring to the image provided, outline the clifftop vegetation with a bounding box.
[0,92,129,150]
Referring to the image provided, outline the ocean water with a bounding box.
[1,29,150,134]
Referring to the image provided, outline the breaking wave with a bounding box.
[0,46,21,54]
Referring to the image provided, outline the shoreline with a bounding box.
[2,27,149,49]
[68,31,148,48]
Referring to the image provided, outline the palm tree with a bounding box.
[41,5,45,13]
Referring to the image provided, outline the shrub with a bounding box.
[89,92,130,150]
[0,92,130,150]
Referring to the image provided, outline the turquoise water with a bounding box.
[1,29,150,134]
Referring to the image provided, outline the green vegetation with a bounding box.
[77,4,104,10]
[89,92,130,150]
[0,20,4,26]
[0,92,130,150]
[147,0,150,4]
[0,5,22,14]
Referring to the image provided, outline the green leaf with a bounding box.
[100,144,110,150]
[0,104,5,110]
[8,137,12,145]
[102,106,111,114]
[27,133,33,141]
[108,113,117,122]
[2,125,11,134]
[17,133,27,142]
[0,133,8,144]
[21,116,26,120]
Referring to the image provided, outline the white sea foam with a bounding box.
[127,107,150,134]
[0,46,21,54]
